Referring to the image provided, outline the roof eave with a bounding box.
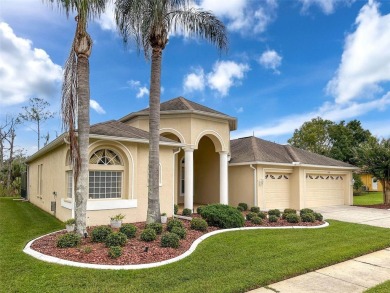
[26,133,67,163]
[89,134,186,147]
[229,161,358,170]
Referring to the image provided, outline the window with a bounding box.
[66,171,73,198]
[89,149,123,199]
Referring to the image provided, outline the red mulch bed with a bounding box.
[355,204,390,210]
[31,216,324,266]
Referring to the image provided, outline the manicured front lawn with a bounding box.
[365,280,390,293]
[354,191,383,205]
[2,197,390,293]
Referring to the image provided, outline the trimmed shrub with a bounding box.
[283,208,296,214]
[257,212,267,219]
[171,226,187,239]
[238,203,248,211]
[105,232,127,247]
[286,213,300,223]
[246,212,257,221]
[91,226,112,243]
[237,206,244,212]
[146,223,163,235]
[57,233,81,248]
[250,206,260,213]
[269,215,279,223]
[161,232,180,248]
[140,228,157,242]
[300,208,314,216]
[166,219,184,232]
[182,208,192,216]
[301,213,316,223]
[196,206,205,214]
[119,224,137,238]
[190,218,208,231]
[108,246,122,259]
[174,204,179,215]
[200,204,245,228]
[314,212,323,221]
[268,209,281,218]
[251,216,263,225]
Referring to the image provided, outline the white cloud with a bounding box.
[236,107,244,113]
[96,2,116,32]
[128,80,141,88]
[327,1,390,104]
[298,0,355,15]
[259,50,282,74]
[90,99,106,114]
[0,22,62,106]
[207,61,250,96]
[199,0,278,35]
[136,87,149,99]
[183,68,205,92]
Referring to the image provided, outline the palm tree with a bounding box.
[115,0,228,223]
[46,0,107,234]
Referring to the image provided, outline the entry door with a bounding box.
[372,178,378,191]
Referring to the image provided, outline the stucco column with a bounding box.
[184,148,194,211]
[219,151,228,205]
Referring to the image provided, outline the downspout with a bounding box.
[172,148,181,216]
[250,164,257,207]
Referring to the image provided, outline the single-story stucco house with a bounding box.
[26,97,357,226]
[359,172,383,192]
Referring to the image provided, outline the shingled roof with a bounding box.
[89,120,176,143]
[230,136,355,168]
[120,97,237,130]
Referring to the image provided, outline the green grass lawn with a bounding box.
[2,197,390,293]
[366,280,390,293]
[354,191,384,205]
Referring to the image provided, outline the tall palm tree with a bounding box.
[115,0,228,223]
[46,0,107,234]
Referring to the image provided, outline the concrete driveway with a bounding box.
[315,205,390,228]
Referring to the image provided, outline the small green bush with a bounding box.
[301,213,316,223]
[286,213,300,223]
[182,208,192,216]
[56,233,81,248]
[196,206,205,214]
[119,224,137,238]
[246,212,257,221]
[105,232,127,247]
[300,208,314,216]
[146,223,163,235]
[91,226,112,243]
[174,204,179,215]
[268,209,281,217]
[257,212,267,219]
[161,232,180,248]
[238,203,248,211]
[268,215,279,223]
[200,204,245,228]
[250,206,260,213]
[190,218,208,231]
[314,212,323,221]
[82,246,92,254]
[251,216,263,225]
[283,208,296,214]
[108,246,122,259]
[236,206,244,212]
[171,226,187,239]
[166,219,184,232]
[140,228,157,242]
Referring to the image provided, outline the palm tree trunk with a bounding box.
[146,46,162,224]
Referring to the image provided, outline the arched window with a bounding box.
[89,149,124,199]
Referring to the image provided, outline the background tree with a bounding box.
[18,97,55,150]
[46,0,107,235]
[115,0,227,223]
[354,139,390,203]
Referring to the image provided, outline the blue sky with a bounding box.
[1,0,390,155]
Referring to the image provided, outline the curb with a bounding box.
[23,221,329,270]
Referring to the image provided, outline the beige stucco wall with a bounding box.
[28,138,176,226]
[228,165,254,207]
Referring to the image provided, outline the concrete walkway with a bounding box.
[249,206,390,293]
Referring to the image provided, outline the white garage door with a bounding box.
[305,174,345,207]
[264,173,291,210]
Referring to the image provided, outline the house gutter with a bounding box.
[229,161,358,170]
[250,164,257,207]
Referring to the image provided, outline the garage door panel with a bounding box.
[264,173,291,210]
[306,174,345,208]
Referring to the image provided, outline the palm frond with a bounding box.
[44,0,107,22]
